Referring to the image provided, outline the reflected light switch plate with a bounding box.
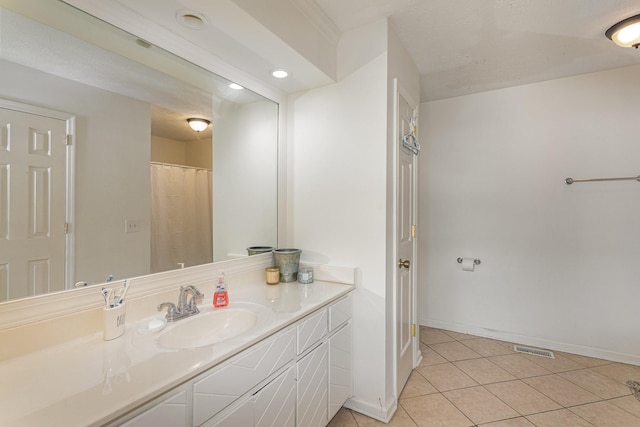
[125,219,140,233]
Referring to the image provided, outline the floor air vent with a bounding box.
[513,345,555,359]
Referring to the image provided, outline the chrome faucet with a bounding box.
[158,285,204,322]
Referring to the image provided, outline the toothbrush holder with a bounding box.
[103,303,126,340]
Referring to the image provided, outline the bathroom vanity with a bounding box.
[0,257,354,426]
[116,291,352,427]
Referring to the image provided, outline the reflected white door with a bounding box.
[396,86,417,396]
[0,107,68,300]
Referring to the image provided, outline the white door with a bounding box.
[395,84,418,396]
[0,106,69,300]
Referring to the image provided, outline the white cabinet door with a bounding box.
[193,327,295,425]
[328,322,352,420]
[296,342,328,427]
[255,366,296,427]
[118,390,188,427]
[208,366,295,427]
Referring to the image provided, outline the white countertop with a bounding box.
[0,279,353,426]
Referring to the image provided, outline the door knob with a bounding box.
[398,259,410,269]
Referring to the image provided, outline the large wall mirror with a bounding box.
[0,1,278,302]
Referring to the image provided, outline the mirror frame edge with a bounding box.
[0,253,275,331]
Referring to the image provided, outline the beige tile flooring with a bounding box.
[329,327,640,427]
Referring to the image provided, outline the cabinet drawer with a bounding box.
[296,308,327,355]
[118,389,188,427]
[329,292,352,332]
[193,327,295,426]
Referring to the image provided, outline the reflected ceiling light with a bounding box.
[229,83,243,90]
[135,39,153,49]
[606,14,640,48]
[176,10,208,30]
[271,69,289,79]
[187,118,210,132]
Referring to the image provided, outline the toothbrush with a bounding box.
[117,279,130,306]
[105,288,116,308]
[101,287,110,307]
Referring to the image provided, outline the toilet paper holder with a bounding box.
[457,257,481,265]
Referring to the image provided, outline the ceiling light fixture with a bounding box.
[271,69,289,79]
[135,39,153,49]
[606,14,640,48]
[176,10,208,30]
[229,83,243,90]
[187,118,210,132]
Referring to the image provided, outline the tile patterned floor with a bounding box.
[328,327,640,426]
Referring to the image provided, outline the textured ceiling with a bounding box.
[60,0,640,103]
[313,0,640,101]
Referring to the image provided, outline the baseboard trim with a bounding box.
[415,349,423,368]
[419,317,640,367]
[343,396,397,423]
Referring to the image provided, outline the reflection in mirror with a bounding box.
[0,1,278,302]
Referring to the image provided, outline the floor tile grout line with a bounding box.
[425,340,591,422]
[557,368,635,400]
[430,334,638,383]
[412,328,640,427]
[521,372,618,407]
[395,399,420,427]
[437,387,487,426]
[523,408,599,427]
[486,379,569,418]
[418,358,632,400]
[563,395,640,419]
[562,406,603,427]
[452,356,517,382]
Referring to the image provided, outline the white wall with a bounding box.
[419,64,640,365]
[184,138,212,170]
[290,22,389,419]
[151,135,212,169]
[151,136,186,165]
[213,100,278,259]
[0,59,151,285]
[290,19,420,421]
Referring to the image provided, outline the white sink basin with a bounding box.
[157,305,263,350]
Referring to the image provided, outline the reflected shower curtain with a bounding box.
[150,164,213,273]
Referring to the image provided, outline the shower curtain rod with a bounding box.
[151,161,212,172]
[564,175,640,185]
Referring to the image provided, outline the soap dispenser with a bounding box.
[213,272,229,308]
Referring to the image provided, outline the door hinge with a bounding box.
[411,225,417,238]
[65,134,72,145]
[64,222,70,234]
[411,323,416,337]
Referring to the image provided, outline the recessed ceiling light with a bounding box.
[176,10,208,30]
[271,69,289,79]
[135,39,152,49]
[229,83,243,90]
